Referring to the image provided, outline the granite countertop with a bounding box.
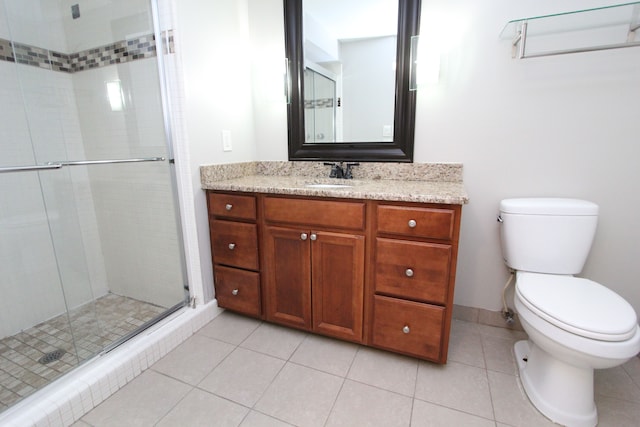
[200,161,469,205]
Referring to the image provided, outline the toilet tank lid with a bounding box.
[500,198,598,216]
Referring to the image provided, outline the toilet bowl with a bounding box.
[498,198,640,427]
[513,272,640,427]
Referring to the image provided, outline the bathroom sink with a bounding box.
[305,183,353,189]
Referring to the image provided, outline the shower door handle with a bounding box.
[49,157,165,166]
[0,157,165,174]
[0,164,63,173]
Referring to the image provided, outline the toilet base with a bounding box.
[514,340,597,427]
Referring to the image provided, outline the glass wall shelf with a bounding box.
[500,2,640,58]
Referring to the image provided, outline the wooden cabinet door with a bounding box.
[311,231,365,342]
[263,226,312,329]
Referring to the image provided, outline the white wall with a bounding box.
[172,0,261,302]
[340,36,396,141]
[175,0,640,316]
[412,0,640,314]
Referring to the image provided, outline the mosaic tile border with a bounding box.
[304,97,334,109]
[0,30,174,74]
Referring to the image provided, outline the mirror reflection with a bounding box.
[303,0,398,143]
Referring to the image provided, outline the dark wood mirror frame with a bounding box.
[284,0,421,162]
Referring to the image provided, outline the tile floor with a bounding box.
[0,294,166,412]
[74,311,640,426]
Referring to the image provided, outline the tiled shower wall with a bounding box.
[0,0,183,338]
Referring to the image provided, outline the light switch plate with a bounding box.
[222,130,232,152]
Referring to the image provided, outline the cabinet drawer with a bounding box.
[209,192,256,220]
[377,205,455,240]
[372,295,444,361]
[263,197,365,231]
[214,266,261,317]
[375,238,451,305]
[210,219,259,270]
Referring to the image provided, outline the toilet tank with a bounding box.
[499,198,598,274]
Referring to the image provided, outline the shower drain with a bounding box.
[38,349,66,364]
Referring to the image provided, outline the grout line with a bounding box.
[479,328,499,424]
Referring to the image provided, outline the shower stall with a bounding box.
[0,0,187,412]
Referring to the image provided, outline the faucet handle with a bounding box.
[324,162,344,178]
[344,163,359,179]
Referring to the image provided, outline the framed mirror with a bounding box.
[284,0,421,162]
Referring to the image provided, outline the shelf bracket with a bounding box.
[628,22,640,42]
[512,21,528,59]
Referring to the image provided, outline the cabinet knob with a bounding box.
[405,268,414,277]
[301,233,308,241]
[225,204,233,211]
[310,233,317,241]
[408,219,417,228]
[228,243,236,250]
[231,289,239,296]
[402,325,410,334]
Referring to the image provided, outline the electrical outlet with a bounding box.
[222,130,232,152]
[382,125,393,137]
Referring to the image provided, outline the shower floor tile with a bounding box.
[0,293,166,412]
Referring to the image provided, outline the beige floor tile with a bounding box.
[622,355,640,385]
[81,370,191,426]
[347,347,418,396]
[156,388,248,426]
[290,334,358,377]
[595,395,640,427]
[151,334,235,385]
[197,311,262,345]
[476,323,528,342]
[240,323,307,360]
[447,320,485,368]
[199,347,285,407]
[411,399,496,427]
[596,365,640,402]
[481,335,519,375]
[254,363,343,427]
[326,379,412,427]
[487,370,556,427]
[240,411,295,427]
[415,360,493,419]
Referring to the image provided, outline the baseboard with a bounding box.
[453,304,524,331]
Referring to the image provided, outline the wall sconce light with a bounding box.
[106,80,125,111]
[410,35,440,90]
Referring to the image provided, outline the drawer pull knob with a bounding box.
[310,233,317,241]
[402,325,410,334]
[408,219,417,228]
[405,268,414,277]
[225,204,233,211]
[231,289,239,296]
[228,243,236,250]
[301,233,308,241]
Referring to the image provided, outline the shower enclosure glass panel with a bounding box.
[304,68,336,143]
[0,0,186,412]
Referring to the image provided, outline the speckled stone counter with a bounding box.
[200,161,468,205]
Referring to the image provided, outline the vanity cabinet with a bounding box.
[370,203,461,363]
[207,192,261,317]
[206,190,462,363]
[261,196,366,343]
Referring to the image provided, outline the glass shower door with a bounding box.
[0,0,187,412]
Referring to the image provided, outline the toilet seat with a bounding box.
[516,272,638,342]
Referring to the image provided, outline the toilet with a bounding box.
[499,198,640,427]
